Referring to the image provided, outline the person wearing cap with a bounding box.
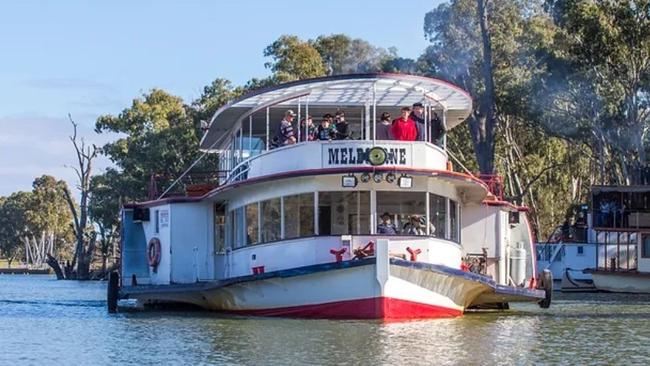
[333,110,350,140]
[376,112,393,140]
[391,107,418,141]
[272,110,296,148]
[402,215,427,236]
[377,212,398,235]
[410,102,426,141]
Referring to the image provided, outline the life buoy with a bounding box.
[147,238,161,267]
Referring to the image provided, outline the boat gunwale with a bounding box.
[120,256,544,301]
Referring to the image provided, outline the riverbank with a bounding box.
[1,275,649,365]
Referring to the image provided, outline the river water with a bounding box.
[1,275,649,365]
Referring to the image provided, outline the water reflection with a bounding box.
[1,276,650,365]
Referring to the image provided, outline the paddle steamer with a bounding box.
[112,74,551,319]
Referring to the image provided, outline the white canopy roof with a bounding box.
[200,73,473,151]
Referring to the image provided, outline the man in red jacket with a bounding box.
[391,107,418,141]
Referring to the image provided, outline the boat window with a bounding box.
[261,198,281,242]
[245,203,259,245]
[154,210,159,234]
[214,204,226,253]
[318,191,370,235]
[450,199,459,242]
[643,235,650,259]
[233,207,245,249]
[429,193,447,239]
[596,231,638,270]
[284,193,315,239]
[376,191,427,235]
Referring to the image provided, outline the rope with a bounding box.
[157,132,229,200]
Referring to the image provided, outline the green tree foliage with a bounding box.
[0,176,75,265]
[422,0,595,238]
[89,171,122,271]
[264,35,327,82]
[0,193,30,265]
[310,34,394,75]
[96,89,206,199]
[536,0,650,185]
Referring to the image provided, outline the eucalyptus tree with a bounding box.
[264,35,327,82]
[421,0,594,237]
[538,0,650,185]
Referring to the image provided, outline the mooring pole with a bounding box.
[107,270,120,313]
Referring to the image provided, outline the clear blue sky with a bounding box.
[0,0,443,195]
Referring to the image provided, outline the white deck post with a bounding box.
[297,97,301,142]
[370,190,377,234]
[445,198,451,240]
[376,239,389,291]
[365,102,371,141]
[372,83,377,142]
[425,192,431,236]
[442,108,448,148]
[257,202,262,243]
[239,127,243,164]
[266,107,270,150]
[248,115,252,152]
[313,191,319,235]
[280,197,285,239]
[424,103,429,143]
[305,95,310,141]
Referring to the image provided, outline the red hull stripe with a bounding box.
[227,297,463,320]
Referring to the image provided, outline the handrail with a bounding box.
[225,140,449,184]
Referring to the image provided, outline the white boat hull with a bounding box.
[589,270,650,294]
[121,242,545,320]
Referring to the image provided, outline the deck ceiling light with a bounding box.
[360,172,371,183]
[398,174,413,189]
[342,174,358,188]
[373,172,384,183]
[386,172,396,184]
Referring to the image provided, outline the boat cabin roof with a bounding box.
[200,73,472,151]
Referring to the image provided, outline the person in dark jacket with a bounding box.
[430,111,446,146]
[377,212,397,235]
[316,117,336,140]
[334,110,350,140]
[270,109,296,148]
[410,102,426,141]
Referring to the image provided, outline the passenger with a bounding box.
[299,115,317,141]
[271,109,296,148]
[391,107,418,141]
[376,112,393,140]
[334,110,350,140]
[316,117,336,140]
[377,212,398,235]
[402,215,427,236]
[410,102,425,141]
[430,111,446,146]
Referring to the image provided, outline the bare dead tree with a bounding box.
[61,114,99,280]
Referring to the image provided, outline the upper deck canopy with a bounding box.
[200,73,473,151]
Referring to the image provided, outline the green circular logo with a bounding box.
[367,147,387,166]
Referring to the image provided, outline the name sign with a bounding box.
[322,145,411,167]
